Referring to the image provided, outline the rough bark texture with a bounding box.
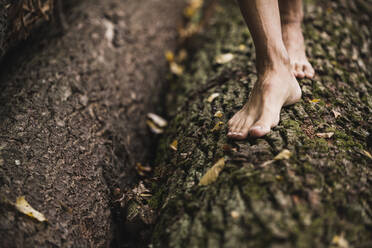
[0,0,184,247]
[151,0,372,247]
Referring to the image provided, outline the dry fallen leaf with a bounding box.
[215,53,234,64]
[136,162,152,176]
[170,139,178,151]
[230,210,240,219]
[140,193,152,197]
[177,49,188,62]
[207,93,220,103]
[238,44,247,51]
[309,99,320,103]
[331,235,349,248]
[362,150,372,160]
[214,111,223,118]
[170,62,184,75]
[183,0,203,17]
[146,120,164,134]
[276,175,283,180]
[15,196,47,222]
[211,121,224,132]
[274,149,292,160]
[165,50,174,62]
[199,158,225,186]
[222,144,237,152]
[332,109,341,118]
[147,113,167,128]
[316,132,334,138]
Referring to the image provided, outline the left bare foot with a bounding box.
[227,59,301,139]
[282,22,314,79]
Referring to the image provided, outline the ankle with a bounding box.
[256,47,291,75]
[281,14,303,26]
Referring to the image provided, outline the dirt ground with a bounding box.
[0,0,184,247]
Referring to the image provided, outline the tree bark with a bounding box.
[0,0,184,247]
[150,1,372,247]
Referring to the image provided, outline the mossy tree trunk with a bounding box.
[150,1,371,247]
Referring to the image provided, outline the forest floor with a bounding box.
[0,0,371,247]
[0,0,184,247]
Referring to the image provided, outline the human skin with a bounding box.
[227,0,314,139]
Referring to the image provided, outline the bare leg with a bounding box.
[227,0,301,139]
[279,0,314,78]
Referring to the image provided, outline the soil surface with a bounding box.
[0,0,184,247]
[151,0,372,247]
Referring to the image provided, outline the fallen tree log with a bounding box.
[0,0,184,247]
[150,0,372,247]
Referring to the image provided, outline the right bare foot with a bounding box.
[227,62,301,139]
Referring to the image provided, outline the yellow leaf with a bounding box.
[199,158,225,186]
[214,111,223,118]
[274,149,292,160]
[184,6,196,17]
[362,150,372,160]
[331,235,349,248]
[215,53,234,64]
[310,99,320,103]
[15,196,47,222]
[170,139,178,151]
[238,44,247,51]
[165,50,174,62]
[316,132,334,138]
[170,62,184,75]
[276,175,283,180]
[207,93,220,103]
[211,121,224,132]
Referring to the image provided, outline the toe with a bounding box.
[249,124,271,137]
[234,117,254,140]
[295,63,305,78]
[303,64,315,78]
[227,119,243,139]
[249,111,280,138]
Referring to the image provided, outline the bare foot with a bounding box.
[227,63,301,139]
[282,22,314,79]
